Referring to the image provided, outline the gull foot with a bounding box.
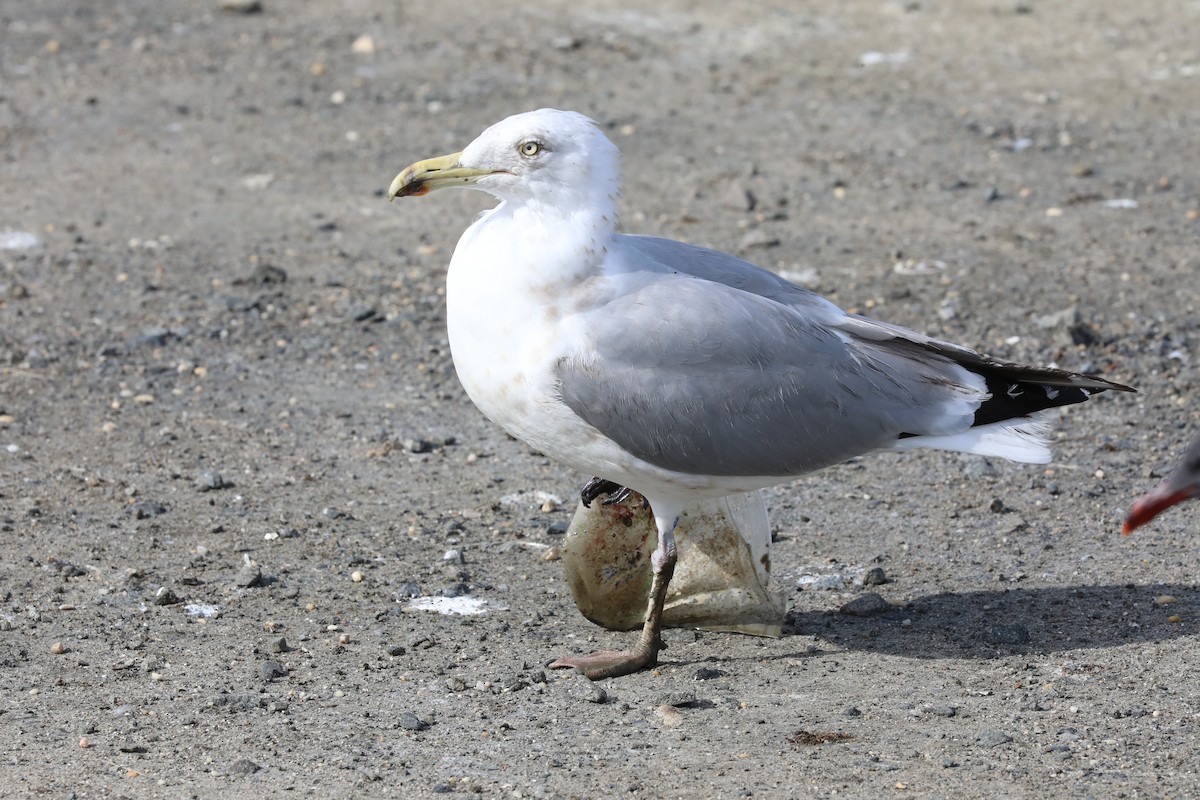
[580,477,629,507]
[548,646,660,681]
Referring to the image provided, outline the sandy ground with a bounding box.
[2,0,1199,797]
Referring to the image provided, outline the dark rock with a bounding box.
[130,501,167,519]
[861,567,888,586]
[398,711,429,731]
[839,593,892,616]
[152,586,182,606]
[258,661,287,680]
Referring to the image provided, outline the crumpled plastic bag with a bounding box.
[559,489,787,637]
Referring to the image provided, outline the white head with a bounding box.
[389,109,621,210]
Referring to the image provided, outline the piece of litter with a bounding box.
[860,51,911,67]
[0,231,41,250]
[892,259,946,276]
[184,603,221,618]
[405,596,503,616]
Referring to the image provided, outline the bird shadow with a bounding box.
[772,583,1197,660]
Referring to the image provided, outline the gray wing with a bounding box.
[556,271,984,478]
[626,235,1131,394]
[556,236,1132,478]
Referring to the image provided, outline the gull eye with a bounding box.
[519,140,542,157]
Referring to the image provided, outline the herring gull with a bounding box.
[388,108,1134,679]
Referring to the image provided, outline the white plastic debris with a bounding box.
[405,596,503,616]
[0,231,41,250]
[859,51,911,67]
[184,603,221,618]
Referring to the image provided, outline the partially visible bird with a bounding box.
[1124,436,1200,534]
[388,109,1135,679]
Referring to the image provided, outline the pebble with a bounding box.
[657,691,699,708]
[235,561,264,588]
[655,704,683,727]
[982,623,1030,645]
[963,457,998,479]
[861,567,888,586]
[720,182,757,212]
[559,669,607,703]
[258,661,287,680]
[196,471,227,492]
[927,705,956,718]
[350,34,375,55]
[130,501,167,519]
[976,729,1013,748]
[227,757,261,776]
[738,228,780,251]
[839,593,892,616]
[693,666,725,681]
[1154,595,1178,606]
[152,586,182,606]
[50,641,65,655]
[398,711,429,731]
[797,574,845,591]
[218,0,263,13]
[269,637,290,654]
[442,549,463,564]
[350,570,364,583]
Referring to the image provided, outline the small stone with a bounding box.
[235,561,264,588]
[1035,306,1081,330]
[152,586,182,606]
[927,705,956,717]
[218,0,263,13]
[398,711,429,731]
[720,182,757,212]
[988,497,1011,513]
[541,546,561,562]
[843,707,862,717]
[350,34,375,55]
[227,757,261,775]
[693,666,725,680]
[387,645,406,656]
[861,567,888,586]
[797,574,845,591]
[196,471,227,492]
[963,457,998,479]
[442,549,463,564]
[657,691,699,708]
[655,704,684,727]
[51,641,65,655]
[839,593,892,616]
[269,637,290,654]
[350,570,364,583]
[977,729,1013,748]
[1155,595,1178,606]
[546,520,569,536]
[258,661,287,680]
[982,623,1030,645]
[738,228,779,251]
[560,670,607,703]
[130,501,167,519]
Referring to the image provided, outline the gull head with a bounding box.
[388,109,620,208]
